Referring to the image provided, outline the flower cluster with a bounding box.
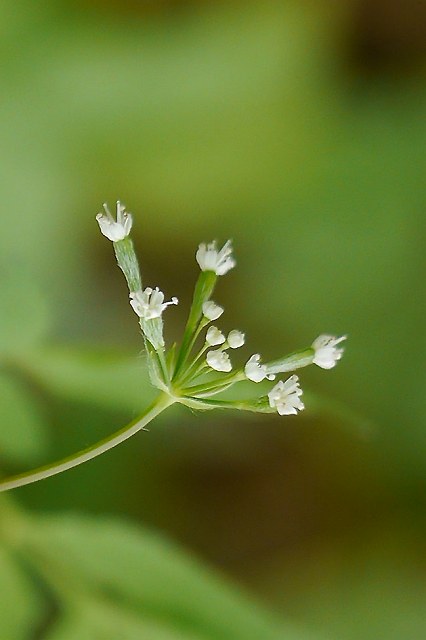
[96,203,346,418]
[0,201,349,494]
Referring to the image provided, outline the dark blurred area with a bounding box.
[1,1,426,638]
[349,0,426,74]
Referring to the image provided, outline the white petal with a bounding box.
[244,354,267,383]
[196,240,236,275]
[227,330,245,349]
[202,301,224,321]
[206,326,226,346]
[96,202,133,242]
[129,287,178,320]
[268,376,304,416]
[312,334,346,370]
[206,349,232,372]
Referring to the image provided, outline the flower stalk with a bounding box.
[0,394,174,493]
[113,237,142,292]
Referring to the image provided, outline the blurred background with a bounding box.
[1,0,426,638]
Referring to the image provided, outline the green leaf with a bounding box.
[44,603,205,640]
[13,347,153,412]
[0,545,44,639]
[25,514,314,640]
[0,371,49,464]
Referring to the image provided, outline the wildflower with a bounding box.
[130,287,178,320]
[96,201,133,242]
[206,349,232,372]
[196,240,235,276]
[0,206,349,494]
[312,334,346,369]
[206,326,226,346]
[268,376,304,416]
[202,301,224,321]
[227,330,245,349]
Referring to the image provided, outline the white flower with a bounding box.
[96,201,133,242]
[312,334,346,369]
[206,326,226,346]
[129,287,178,320]
[227,330,245,349]
[244,354,275,383]
[206,349,232,372]
[196,240,236,276]
[268,376,304,416]
[202,301,224,321]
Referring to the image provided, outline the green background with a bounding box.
[1,1,425,638]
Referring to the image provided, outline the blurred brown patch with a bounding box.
[349,0,426,74]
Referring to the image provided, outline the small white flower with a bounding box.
[244,354,275,383]
[206,326,226,346]
[312,334,346,369]
[96,201,133,242]
[196,240,236,276]
[227,330,245,349]
[202,301,224,321]
[206,349,232,372]
[268,376,304,416]
[129,287,178,320]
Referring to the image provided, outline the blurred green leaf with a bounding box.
[0,546,44,639]
[44,604,205,640]
[0,371,49,465]
[25,514,315,640]
[14,346,153,411]
[259,529,426,640]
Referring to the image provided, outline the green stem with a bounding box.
[178,347,208,386]
[181,369,245,397]
[173,271,217,379]
[184,397,272,413]
[265,348,314,374]
[0,394,174,493]
[173,320,208,386]
[156,349,171,386]
[113,238,142,292]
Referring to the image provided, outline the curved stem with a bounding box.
[0,393,174,493]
